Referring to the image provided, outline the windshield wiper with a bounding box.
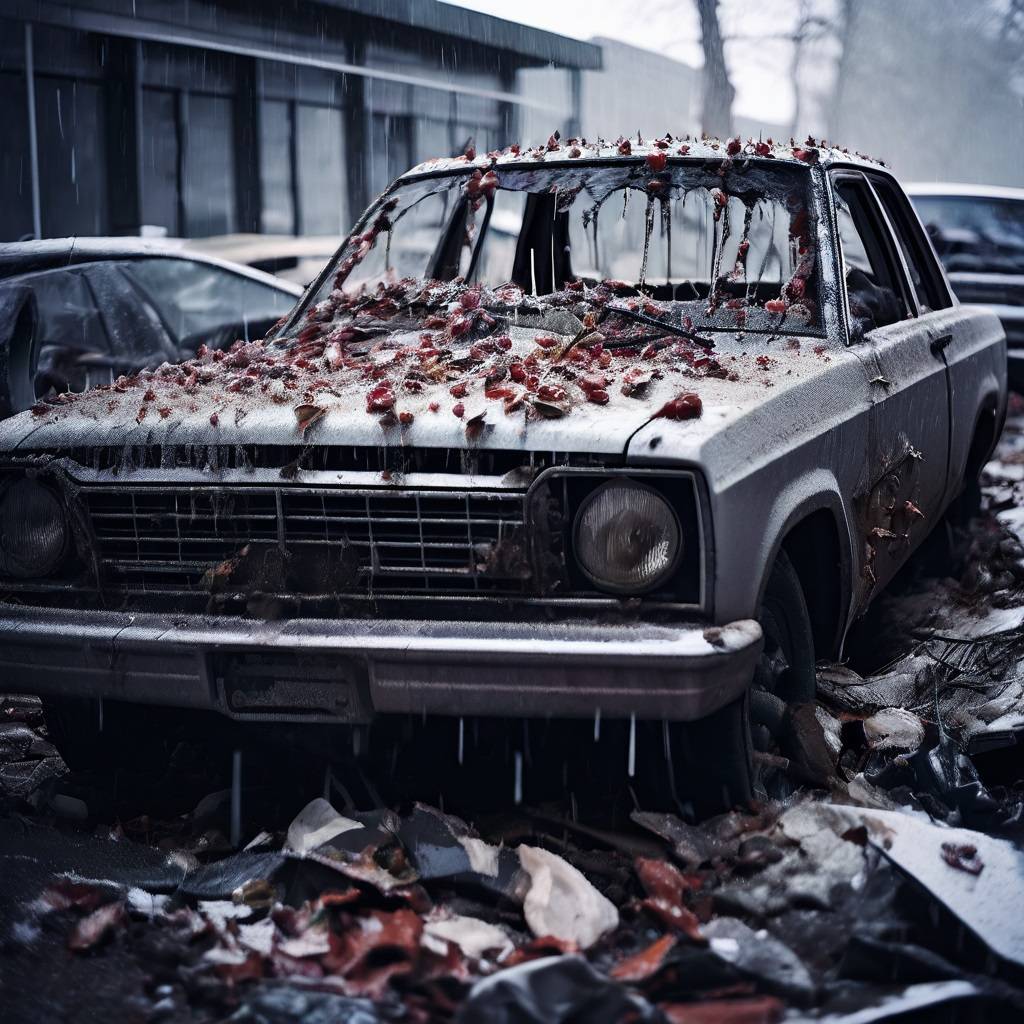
[600,301,715,350]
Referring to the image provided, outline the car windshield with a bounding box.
[912,195,1024,274]
[295,160,823,340]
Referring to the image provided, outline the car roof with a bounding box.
[400,135,888,180]
[0,237,303,295]
[904,182,1024,202]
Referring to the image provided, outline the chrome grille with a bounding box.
[81,485,531,595]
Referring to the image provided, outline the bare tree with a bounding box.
[785,0,838,138]
[696,0,735,136]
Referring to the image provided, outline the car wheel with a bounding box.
[750,550,833,796]
[668,551,829,817]
[668,695,755,819]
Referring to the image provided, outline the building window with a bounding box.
[141,88,180,236]
[182,93,237,237]
[296,103,347,236]
[368,113,413,201]
[36,77,107,237]
[259,99,294,235]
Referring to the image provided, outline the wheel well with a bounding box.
[781,508,843,660]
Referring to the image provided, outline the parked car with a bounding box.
[0,139,1005,813]
[907,184,1024,389]
[181,233,346,288]
[0,238,302,417]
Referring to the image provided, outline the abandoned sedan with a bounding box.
[0,136,1006,812]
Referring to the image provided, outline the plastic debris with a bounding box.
[286,798,363,854]
[456,956,657,1024]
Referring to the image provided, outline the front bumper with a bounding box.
[0,606,761,723]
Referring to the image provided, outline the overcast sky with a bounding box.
[444,0,805,124]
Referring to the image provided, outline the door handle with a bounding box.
[930,333,954,357]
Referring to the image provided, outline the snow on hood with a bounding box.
[3,278,835,458]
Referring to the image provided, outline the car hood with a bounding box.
[1,294,838,462]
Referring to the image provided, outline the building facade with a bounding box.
[0,0,600,243]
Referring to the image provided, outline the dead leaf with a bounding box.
[68,901,126,952]
[610,933,677,981]
[294,404,326,433]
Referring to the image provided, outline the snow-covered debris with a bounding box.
[517,844,619,949]
[423,911,513,961]
[826,805,1024,970]
[863,707,926,751]
[285,797,363,854]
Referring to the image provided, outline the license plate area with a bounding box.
[215,652,371,723]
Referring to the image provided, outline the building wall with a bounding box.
[579,38,698,143]
[0,1,593,242]
[517,38,699,148]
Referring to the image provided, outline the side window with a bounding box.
[832,174,913,341]
[868,176,952,313]
[27,264,176,398]
[123,258,296,350]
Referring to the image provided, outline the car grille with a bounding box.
[80,485,533,597]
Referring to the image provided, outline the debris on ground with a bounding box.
[2,416,1024,1020]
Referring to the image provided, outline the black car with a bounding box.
[0,239,301,417]
[907,184,1024,389]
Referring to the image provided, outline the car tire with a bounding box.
[671,550,827,817]
[751,550,833,792]
[669,695,754,819]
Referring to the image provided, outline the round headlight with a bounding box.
[573,481,681,593]
[0,478,68,579]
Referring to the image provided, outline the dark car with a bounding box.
[0,238,302,417]
[907,184,1024,389]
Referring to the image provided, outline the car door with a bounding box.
[868,175,985,504]
[830,170,950,601]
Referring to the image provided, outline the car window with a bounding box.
[869,176,952,312]
[123,258,296,349]
[22,263,178,398]
[912,195,1024,275]
[832,174,912,340]
[308,161,826,339]
[28,267,111,355]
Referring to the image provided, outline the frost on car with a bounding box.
[0,136,1007,814]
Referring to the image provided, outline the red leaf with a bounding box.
[610,934,677,981]
[646,151,668,172]
[655,393,702,421]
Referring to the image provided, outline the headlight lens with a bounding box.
[574,481,681,593]
[0,478,68,578]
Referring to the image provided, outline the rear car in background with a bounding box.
[0,239,301,418]
[907,184,1024,389]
